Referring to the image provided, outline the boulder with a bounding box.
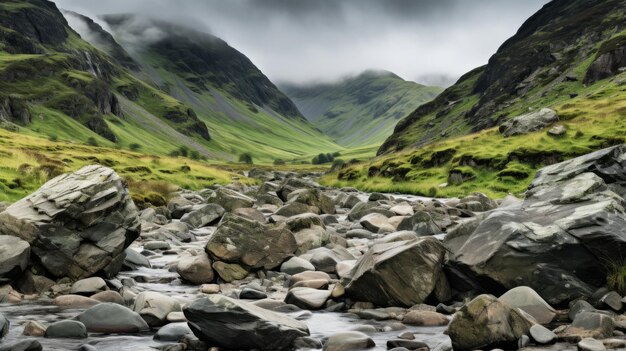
[448,294,534,351]
[44,320,87,339]
[529,324,556,344]
[154,322,192,341]
[396,211,441,236]
[133,291,181,327]
[0,235,30,282]
[69,277,107,296]
[578,337,607,351]
[90,290,124,304]
[180,204,224,228]
[286,188,335,215]
[323,331,375,351]
[285,287,331,310]
[449,145,626,305]
[0,166,140,279]
[402,310,449,326]
[212,261,248,282]
[281,256,315,275]
[345,237,446,307]
[122,248,151,270]
[499,108,558,136]
[558,311,614,341]
[498,286,556,324]
[210,188,254,211]
[360,213,394,233]
[184,294,309,351]
[22,321,46,337]
[176,252,214,284]
[54,295,100,308]
[206,213,297,270]
[76,303,149,333]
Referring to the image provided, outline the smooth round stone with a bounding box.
[70,277,107,296]
[323,331,375,351]
[291,279,329,290]
[144,241,171,250]
[200,284,220,294]
[529,324,556,344]
[498,286,556,324]
[90,290,124,304]
[600,291,623,311]
[280,257,315,275]
[22,320,46,337]
[398,332,415,340]
[402,310,449,326]
[351,325,378,334]
[176,254,214,284]
[167,312,187,322]
[518,334,530,348]
[53,295,100,308]
[252,299,286,310]
[44,320,87,339]
[76,303,149,333]
[240,288,268,300]
[154,322,192,341]
[294,336,323,349]
[285,287,331,310]
[578,337,606,351]
[0,339,42,351]
[290,271,331,285]
[133,291,182,327]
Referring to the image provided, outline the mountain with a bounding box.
[325,0,626,197]
[94,14,340,162]
[281,70,442,147]
[0,1,342,164]
[379,0,626,155]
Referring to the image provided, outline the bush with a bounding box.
[607,259,626,295]
[169,150,181,157]
[312,153,335,164]
[143,192,167,207]
[427,186,438,197]
[239,153,253,164]
[190,150,201,160]
[179,146,189,157]
[274,159,286,165]
[48,134,59,142]
[86,137,99,147]
[129,143,141,151]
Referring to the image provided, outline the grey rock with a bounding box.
[240,288,267,300]
[122,248,151,270]
[498,286,556,324]
[70,277,107,296]
[180,204,224,228]
[0,165,139,279]
[577,337,606,351]
[449,145,626,305]
[211,188,255,211]
[133,291,181,327]
[206,213,297,270]
[499,108,558,136]
[154,322,192,341]
[76,303,149,333]
[0,313,8,339]
[176,252,214,284]
[323,331,375,351]
[184,294,309,351]
[44,320,87,339]
[386,339,428,350]
[280,256,315,275]
[529,324,556,344]
[285,287,331,310]
[0,235,30,282]
[345,237,446,307]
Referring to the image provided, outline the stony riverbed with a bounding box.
[1,145,626,351]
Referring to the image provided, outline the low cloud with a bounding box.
[53,0,548,87]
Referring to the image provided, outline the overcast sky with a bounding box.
[53,0,549,87]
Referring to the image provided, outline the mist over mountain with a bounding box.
[52,0,548,85]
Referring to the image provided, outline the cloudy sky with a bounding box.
[53,0,549,87]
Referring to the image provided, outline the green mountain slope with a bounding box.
[0,1,342,165]
[281,71,442,147]
[96,14,341,162]
[324,0,626,197]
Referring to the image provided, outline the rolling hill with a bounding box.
[281,71,442,147]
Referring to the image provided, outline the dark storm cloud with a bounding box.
[53,0,549,86]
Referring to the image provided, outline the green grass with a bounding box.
[0,128,252,203]
[321,72,626,198]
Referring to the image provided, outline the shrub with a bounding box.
[427,186,438,197]
[607,259,626,295]
[129,143,141,151]
[274,159,286,165]
[86,137,99,147]
[48,134,59,142]
[190,150,201,160]
[239,153,253,164]
[179,146,189,157]
[143,192,167,207]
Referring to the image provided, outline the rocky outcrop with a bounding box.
[206,213,297,271]
[0,165,140,280]
[584,35,626,84]
[184,294,309,351]
[0,236,30,283]
[448,145,626,305]
[345,237,447,307]
[498,108,558,137]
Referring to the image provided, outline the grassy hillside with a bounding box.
[282,71,442,147]
[0,128,251,203]
[378,0,626,155]
[322,71,626,198]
